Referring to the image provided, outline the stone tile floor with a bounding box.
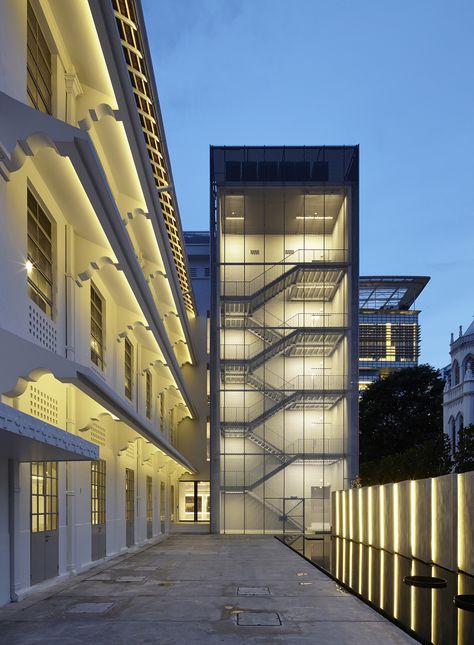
[0,535,417,644]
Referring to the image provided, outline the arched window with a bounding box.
[463,355,474,377]
[449,417,456,452]
[458,414,464,431]
[453,360,460,385]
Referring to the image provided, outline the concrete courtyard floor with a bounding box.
[0,535,417,644]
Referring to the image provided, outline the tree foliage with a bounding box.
[454,424,474,473]
[359,364,444,464]
[359,433,452,486]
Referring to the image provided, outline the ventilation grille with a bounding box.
[29,386,58,425]
[90,423,106,447]
[250,249,260,256]
[285,249,295,256]
[29,304,57,352]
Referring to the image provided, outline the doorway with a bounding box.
[30,462,58,585]
[125,468,134,547]
[160,482,166,533]
[91,460,106,560]
[146,475,153,539]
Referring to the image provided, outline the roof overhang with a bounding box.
[0,91,197,419]
[0,329,197,474]
[0,402,99,462]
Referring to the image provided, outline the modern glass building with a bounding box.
[210,146,359,535]
[359,276,429,390]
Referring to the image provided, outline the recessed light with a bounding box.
[296,215,334,220]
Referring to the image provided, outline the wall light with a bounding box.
[25,260,33,274]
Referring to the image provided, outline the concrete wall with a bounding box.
[333,471,474,576]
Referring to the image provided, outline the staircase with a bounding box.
[222,265,345,315]
[222,328,343,373]
[223,454,298,493]
[221,391,300,433]
[247,490,304,533]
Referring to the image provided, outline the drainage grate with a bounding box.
[67,602,115,614]
[237,611,281,626]
[237,586,270,596]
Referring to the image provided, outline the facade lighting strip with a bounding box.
[111,0,195,314]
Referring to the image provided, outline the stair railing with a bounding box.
[222,248,347,297]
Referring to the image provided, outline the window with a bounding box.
[27,1,52,114]
[125,468,134,522]
[453,360,460,385]
[159,392,165,432]
[146,371,152,419]
[90,283,105,369]
[146,476,153,523]
[31,461,57,533]
[91,460,106,526]
[27,189,53,317]
[124,338,133,400]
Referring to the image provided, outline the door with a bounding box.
[160,482,166,533]
[125,468,135,547]
[283,497,305,535]
[30,462,58,585]
[146,475,153,539]
[91,460,106,561]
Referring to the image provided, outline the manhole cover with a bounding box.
[115,576,147,583]
[67,602,115,614]
[237,611,281,626]
[237,586,270,596]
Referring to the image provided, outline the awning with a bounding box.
[0,402,99,462]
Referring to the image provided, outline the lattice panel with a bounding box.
[28,304,57,352]
[90,423,107,447]
[29,386,58,425]
[111,0,195,314]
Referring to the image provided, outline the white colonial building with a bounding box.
[443,320,474,450]
[0,0,208,605]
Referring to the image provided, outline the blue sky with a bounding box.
[142,0,474,369]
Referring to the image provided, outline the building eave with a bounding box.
[87,0,198,362]
[0,91,197,419]
[0,401,99,462]
[0,329,197,474]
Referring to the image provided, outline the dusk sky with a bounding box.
[142,0,474,369]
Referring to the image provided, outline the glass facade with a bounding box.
[358,277,429,390]
[210,146,359,535]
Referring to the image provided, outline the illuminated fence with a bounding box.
[332,471,474,575]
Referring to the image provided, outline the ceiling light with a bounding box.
[296,215,334,220]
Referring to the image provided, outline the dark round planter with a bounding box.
[403,575,447,589]
[454,594,474,612]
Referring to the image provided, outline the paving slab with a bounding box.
[0,535,417,644]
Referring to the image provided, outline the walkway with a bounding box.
[0,535,416,644]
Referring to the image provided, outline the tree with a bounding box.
[359,433,452,486]
[454,424,474,473]
[359,364,444,464]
